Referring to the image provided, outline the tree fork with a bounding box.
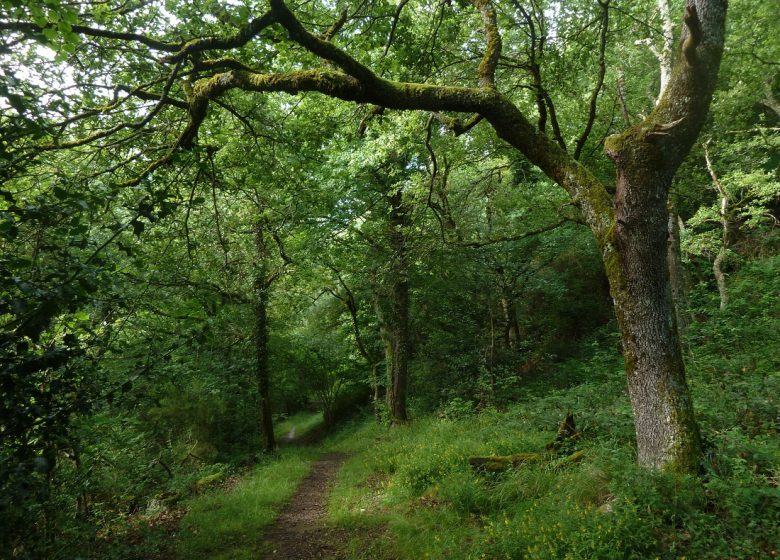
[602,0,727,472]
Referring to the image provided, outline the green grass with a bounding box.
[322,384,778,558]
[175,447,316,560]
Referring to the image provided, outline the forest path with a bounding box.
[262,452,351,559]
[281,425,296,442]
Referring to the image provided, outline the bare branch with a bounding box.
[431,112,483,136]
[0,20,178,52]
[161,12,277,63]
[321,9,349,42]
[270,0,376,83]
[357,105,385,137]
[424,116,458,243]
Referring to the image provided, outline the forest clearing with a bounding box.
[1,0,778,558]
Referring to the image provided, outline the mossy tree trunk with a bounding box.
[606,158,701,471]
[600,0,726,471]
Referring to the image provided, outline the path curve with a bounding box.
[263,452,350,559]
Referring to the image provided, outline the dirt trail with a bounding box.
[263,452,350,559]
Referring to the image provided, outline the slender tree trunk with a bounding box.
[494,266,519,351]
[667,202,688,336]
[371,361,383,423]
[656,0,675,100]
[704,142,730,309]
[255,224,275,452]
[372,282,392,420]
[485,303,496,405]
[712,250,728,309]
[500,296,520,351]
[385,189,411,424]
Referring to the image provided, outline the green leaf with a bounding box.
[41,27,58,42]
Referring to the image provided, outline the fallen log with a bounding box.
[469,413,585,473]
[468,452,544,472]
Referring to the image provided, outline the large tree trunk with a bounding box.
[600,0,727,472]
[385,189,411,424]
[255,225,275,452]
[609,163,701,472]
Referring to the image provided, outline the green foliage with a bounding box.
[0,0,777,556]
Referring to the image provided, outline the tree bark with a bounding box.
[255,224,275,452]
[608,162,701,472]
[602,0,726,472]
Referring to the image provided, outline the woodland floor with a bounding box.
[261,452,351,560]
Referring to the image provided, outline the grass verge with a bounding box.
[175,447,316,560]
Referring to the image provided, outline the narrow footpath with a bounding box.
[262,452,351,559]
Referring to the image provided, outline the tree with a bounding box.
[0,0,728,471]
